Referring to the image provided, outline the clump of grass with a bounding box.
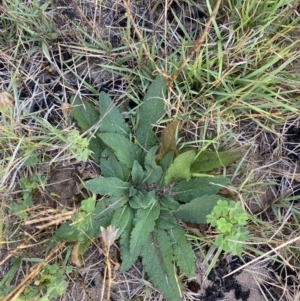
[173,0,300,130]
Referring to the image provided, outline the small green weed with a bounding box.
[0,262,71,301]
[23,264,70,301]
[32,264,71,301]
[207,200,250,256]
[9,175,46,219]
[67,130,92,162]
[53,76,242,301]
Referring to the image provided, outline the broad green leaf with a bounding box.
[172,177,230,203]
[165,150,196,186]
[160,196,180,211]
[144,166,163,185]
[191,150,242,172]
[71,96,103,163]
[144,146,163,184]
[85,177,129,196]
[71,96,99,130]
[156,119,182,161]
[157,151,174,186]
[91,195,128,237]
[54,222,83,242]
[98,92,130,135]
[145,146,159,167]
[136,76,167,150]
[111,206,133,239]
[141,228,183,301]
[130,202,160,261]
[129,186,137,197]
[174,195,226,223]
[131,160,145,184]
[88,139,104,165]
[100,148,130,181]
[99,132,143,168]
[156,210,177,229]
[120,218,135,272]
[129,190,156,209]
[168,225,195,277]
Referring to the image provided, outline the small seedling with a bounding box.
[206,200,249,256]
[67,130,91,162]
[30,264,70,301]
[0,263,71,301]
[9,175,46,219]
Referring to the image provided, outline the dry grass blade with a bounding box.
[70,241,82,268]
[23,208,77,229]
[224,235,300,278]
[122,0,169,80]
[70,0,104,44]
[169,0,222,85]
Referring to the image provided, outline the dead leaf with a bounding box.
[156,119,182,161]
[0,91,14,109]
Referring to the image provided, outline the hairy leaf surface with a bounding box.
[165,150,196,186]
[130,202,160,260]
[85,177,129,196]
[157,151,174,186]
[100,148,129,181]
[131,160,145,184]
[129,190,156,209]
[172,177,229,202]
[160,196,180,211]
[119,218,135,272]
[71,96,99,130]
[156,210,177,229]
[92,196,128,237]
[99,132,142,168]
[144,146,163,184]
[191,150,242,172]
[141,229,182,301]
[174,195,224,223]
[129,186,137,197]
[111,206,133,239]
[136,76,166,150]
[168,225,195,277]
[98,92,130,135]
